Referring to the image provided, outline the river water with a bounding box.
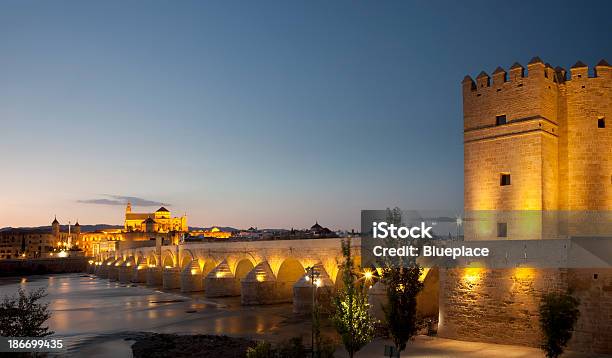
[0,273,310,357]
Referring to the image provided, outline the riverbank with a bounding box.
[0,257,88,276]
[131,333,256,358]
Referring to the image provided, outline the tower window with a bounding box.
[500,173,511,186]
[497,223,508,238]
[496,115,507,126]
[598,117,605,128]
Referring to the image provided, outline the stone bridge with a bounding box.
[89,237,361,312]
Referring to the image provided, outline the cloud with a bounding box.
[78,195,170,207]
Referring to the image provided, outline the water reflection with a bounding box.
[0,273,308,356]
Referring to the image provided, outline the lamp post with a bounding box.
[455,216,463,240]
[305,265,320,358]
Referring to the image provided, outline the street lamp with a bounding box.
[363,269,374,281]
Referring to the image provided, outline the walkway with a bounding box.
[335,336,611,358]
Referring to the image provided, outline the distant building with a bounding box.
[124,203,187,233]
[190,227,233,239]
[80,203,188,256]
[0,216,82,259]
[309,221,333,236]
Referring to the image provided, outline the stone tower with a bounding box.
[438,58,612,353]
[462,58,611,240]
[126,202,132,214]
[51,216,60,237]
[74,220,81,236]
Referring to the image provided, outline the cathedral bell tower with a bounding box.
[51,216,60,237]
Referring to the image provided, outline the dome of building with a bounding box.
[310,222,323,231]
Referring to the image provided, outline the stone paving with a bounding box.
[335,335,612,358]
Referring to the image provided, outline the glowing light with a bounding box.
[256,274,266,282]
[363,269,374,281]
[419,268,431,282]
[88,260,94,264]
[462,268,483,285]
[304,275,310,282]
[314,278,322,287]
[216,272,225,278]
[164,265,173,269]
[148,264,157,268]
[191,269,198,275]
[57,251,68,258]
[514,267,536,280]
[126,263,131,267]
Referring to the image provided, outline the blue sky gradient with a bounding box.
[1,1,610,229]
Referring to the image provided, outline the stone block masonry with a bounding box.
[463,58,611,239]
[438,268,612,354]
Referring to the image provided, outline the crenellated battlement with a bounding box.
[463,57,611,133]
[463,57,611,94]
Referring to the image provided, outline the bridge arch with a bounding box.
[180,250,195,269]
[124,256,135,266]
[162,250,176,268]
[234,258,255,280]
[276,258,305,283]
[147,251,158,266]
[201,260,218,276]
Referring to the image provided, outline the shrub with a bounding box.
[0,288,54,337]
[246,337,313,358]
[539,291,580,358]
[246,341,273,358]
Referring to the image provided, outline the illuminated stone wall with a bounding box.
[463,59,611,239]
[564,65,612,212]
[438,268,612,354]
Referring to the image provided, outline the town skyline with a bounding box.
[0,200,341,232]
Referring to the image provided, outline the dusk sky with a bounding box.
[1,1,610,230]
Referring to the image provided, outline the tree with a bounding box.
[378,207,428,354]
[312,293,322,357]
[332,238,376,358]
[539,291,580,358]
[0,288,54,337]
[381,264,424,353]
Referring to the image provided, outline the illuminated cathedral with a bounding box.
[124,202,188,233]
